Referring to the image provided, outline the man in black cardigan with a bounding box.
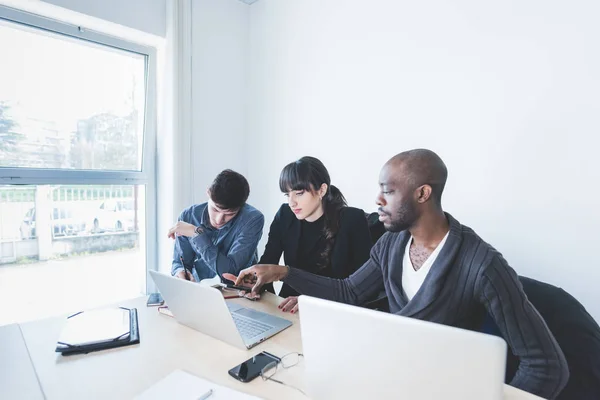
[225,149,569,399]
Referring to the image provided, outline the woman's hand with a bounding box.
[278,296,299,314]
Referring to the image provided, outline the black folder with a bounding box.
[55,307,140,356]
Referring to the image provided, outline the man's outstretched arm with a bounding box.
[224,251,385,306]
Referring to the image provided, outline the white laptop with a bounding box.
[149,271,292,350]
[299,295,507,400]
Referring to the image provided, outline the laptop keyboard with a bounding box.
[231,313,272,339]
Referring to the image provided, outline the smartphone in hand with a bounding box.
[225,283,254,292]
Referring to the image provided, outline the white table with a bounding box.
[9,294,543,399]
[0,324,44,399]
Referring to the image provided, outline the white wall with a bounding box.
[190,0,251,202]
[247,0,600,321]
[41,0,166,37]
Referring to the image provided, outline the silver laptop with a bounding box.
[149,271,292,350]
[299,295,507,400]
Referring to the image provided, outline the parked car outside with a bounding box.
[91,199,135,233]
[20,208,36,239]
[20,206,86,239]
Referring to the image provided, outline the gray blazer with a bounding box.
[285,213,569,400]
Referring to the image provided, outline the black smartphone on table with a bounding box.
[225,283,254,292]
[146,293,164,306]
[228,351,280,382]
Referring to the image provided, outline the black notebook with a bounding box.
[55,307,140,356]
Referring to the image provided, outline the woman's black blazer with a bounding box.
[259,204,373,297]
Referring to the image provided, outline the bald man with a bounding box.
[224,149,569,399]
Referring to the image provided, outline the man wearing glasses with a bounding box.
[224,149,569,400]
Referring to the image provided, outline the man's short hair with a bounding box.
[208,169,250,210]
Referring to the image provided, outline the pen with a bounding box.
[197,388,213,400]
[179,256,190,281]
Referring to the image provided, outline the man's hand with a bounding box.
[278,296,299,314]
[167,221,197,239]
[175,270,196,281]
[222,264,289,297]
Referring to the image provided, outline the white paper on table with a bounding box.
[199,275,223,288]
[134,369,263,400]
[58,308,130,346]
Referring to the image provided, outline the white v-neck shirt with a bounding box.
[402,231,450,301]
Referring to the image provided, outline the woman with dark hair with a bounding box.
[258,156,373,313]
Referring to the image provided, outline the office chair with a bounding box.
[481,276,600,400]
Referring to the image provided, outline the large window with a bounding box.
[0,6,156,326]
[0,20,146,171]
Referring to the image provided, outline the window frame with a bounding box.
[0,5,158,293]
[0,5,157,184]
